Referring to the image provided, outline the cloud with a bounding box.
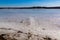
[45,1,60,6]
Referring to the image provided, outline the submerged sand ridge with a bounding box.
[0,17,60,40]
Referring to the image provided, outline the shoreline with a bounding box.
[0,7,60,9]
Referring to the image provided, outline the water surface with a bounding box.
[0,9,60,23]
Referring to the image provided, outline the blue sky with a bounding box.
[0,0,60,7]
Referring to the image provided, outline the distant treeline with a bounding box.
[0,7,60,9]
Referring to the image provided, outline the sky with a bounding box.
[0,0,60,7]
